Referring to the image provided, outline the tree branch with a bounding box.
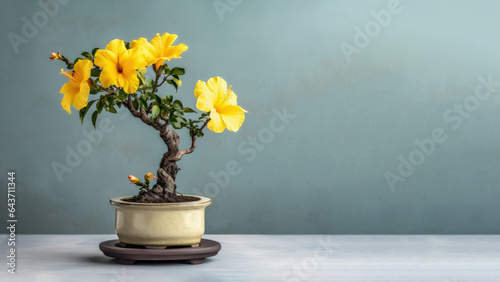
[123,95,161,131]
[146,102,154,114]
[152,70,162,94]
[180,120,209,156]
[157,75,168,88]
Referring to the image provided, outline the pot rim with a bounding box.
[110,195,211,209]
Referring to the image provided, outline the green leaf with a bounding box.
[117,89,128,101]
[102,96,110,107]
[176,116,187,125]
[160,106,170,117]
[138,97,148,110]
[74,57,82,64]
[153,94,162,106]
[86,100,96,110]
[81,52,92,59]
[137,71,146,86]
[167,79,178,91]
[91,111,98,128]
[88,78,98,89]
[79,100,96,124]
[90,69,101,77]
[183,107,196,113]
[172,100,183,110]
[163,67,170,75]
[91,47,99,56]
[170,67,185,76]
[108,105,117,113]
[172,77,182,87]
[125,42,131,49]
[169,116,182,129]
[165,95,173,104]
[173,110,184,117]
[79,109,86,124]
[142,92,152,100]
[151,105,160,119]
[145,79,155,89]
[105,95,115,107]
[132,99,139,110]
[96,100,104,113]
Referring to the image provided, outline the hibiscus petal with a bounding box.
[196,91,217,112]
[161,33,177,48]
[94,49,117,70]
[60,92,75,114]
[121,49,148,70]
[99,67,119,88]
[130,37,157,65]
[72,82,90,110]
[105,39,127,58]
[163,43,188,61]
[226,89,238,105]
[117,73,126,89]
[154,59,166,70]
[60,81,79,114]
[207,77,227,103]
[150,34,165,56]
[122,68,140,94]
[74,59,92,81]
[194,80,209,99]
[218,104,245,132]
[208,111,226,133]
[151,33,176,57]
[60,81,80,97]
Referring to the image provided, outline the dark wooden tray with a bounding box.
[99,239,221,265]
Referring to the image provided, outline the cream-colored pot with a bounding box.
[110,195,211,247]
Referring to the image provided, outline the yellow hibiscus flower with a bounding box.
[130,33,188,70]
[195,77,246,133]
[94,39,148,94]
[59,59,93,114]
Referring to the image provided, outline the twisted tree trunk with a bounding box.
[131,130,185,203]
[122,96,206,203]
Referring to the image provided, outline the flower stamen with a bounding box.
[222,85,234,104]
[60,69,79,83]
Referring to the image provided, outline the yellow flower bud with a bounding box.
[49,51,63,61]
[144,172,156,181]
[128,175,140,184]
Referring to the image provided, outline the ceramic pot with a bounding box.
[110,195,211,247]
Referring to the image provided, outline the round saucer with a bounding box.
[99,238,221,264]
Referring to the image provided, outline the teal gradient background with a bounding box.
[1,0,500,234]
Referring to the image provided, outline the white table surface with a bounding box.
[1,235,499,281]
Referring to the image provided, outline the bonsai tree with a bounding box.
[50,33,246,203]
